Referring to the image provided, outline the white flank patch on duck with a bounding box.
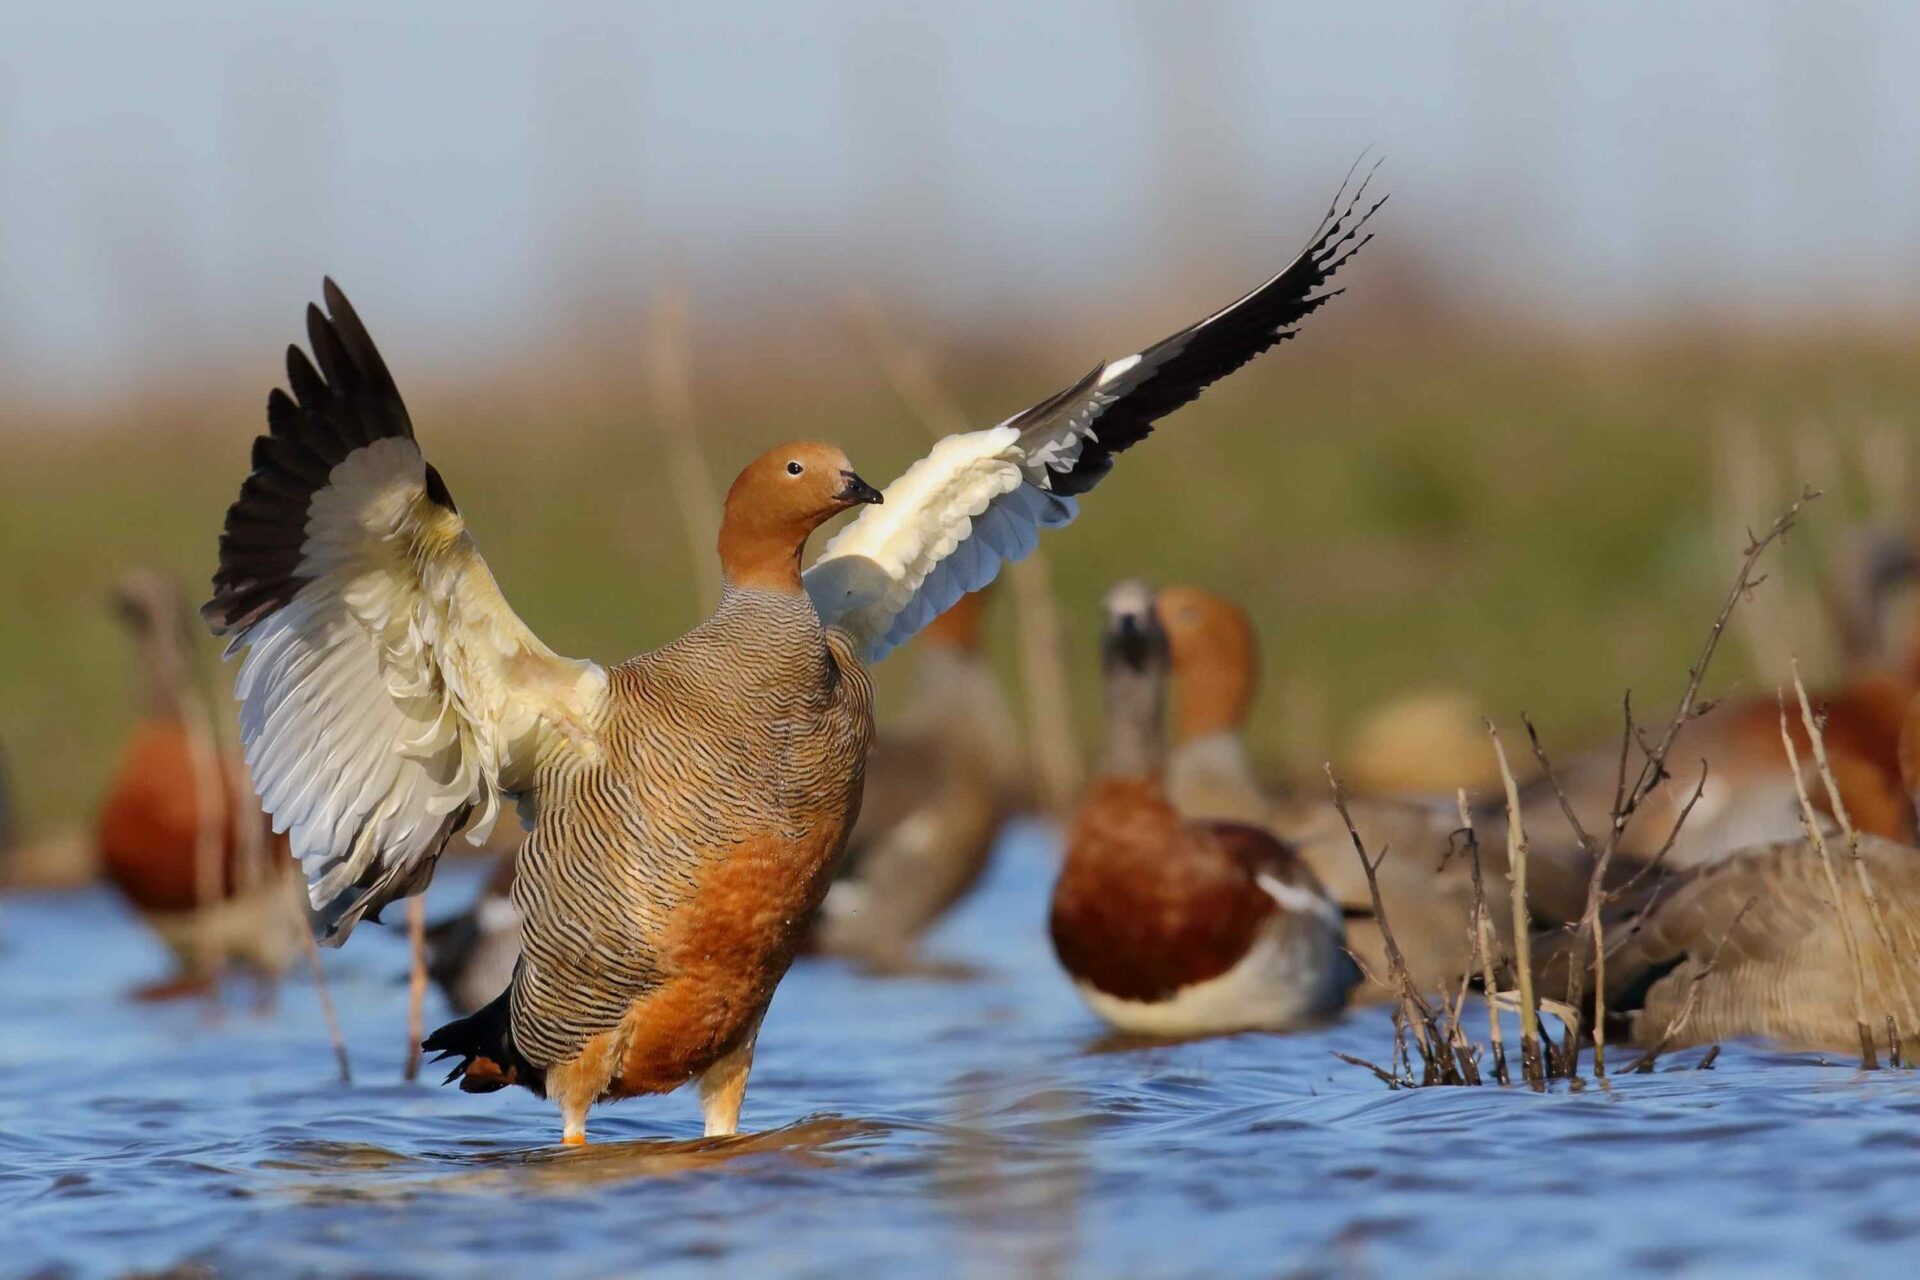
[1074,920,1352,1038]
[1255,872,1342,927]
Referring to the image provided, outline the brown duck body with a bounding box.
[96,719,299,988]
[1051,776,1354,1034]
[442,585,873,1134]
[1054,777,1280,999]
[1541,835,1920,1054]
[1483,673,1917,905]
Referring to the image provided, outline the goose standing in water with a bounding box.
[205,183,1380,1142]
[1050,582,1356,1036]
[428,589,1027,1012]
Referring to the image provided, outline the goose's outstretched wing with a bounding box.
[204,281,606,943]
[806,170,1384,662]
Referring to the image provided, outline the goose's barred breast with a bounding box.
[507,587,873,1071]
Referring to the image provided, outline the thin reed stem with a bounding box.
[1777,692,1878,1068]
[1488,726,1543,1085]
[404,896,428,1082]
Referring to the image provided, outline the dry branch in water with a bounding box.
[1325,766,1493,1087]
[404,896,428,1082]
[1778,686,1881,1068]
[1488,726,1545,1086]
[1456,789,1509,1085]
[1547,490,1817,1077]
[289,883,353,1085]
[1628,896,1759,1073]
[1790,664,1918,1061]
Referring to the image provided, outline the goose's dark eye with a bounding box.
[786,461,804,476]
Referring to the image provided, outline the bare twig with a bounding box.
[173,674,229,1004]
[1629,897,1759,1072]
[1712,416,1801,681]
[1456,788,1508,1085]
[1791,663,1918,1059]
[289,883,352,1085]
[1777,692,1879,1068]
[1326,767,1456,1085]
[404,895,427,1082]
[1488,726,1544,1085]
[1557,491,1815,1076]
[1333,1052,1400,1089]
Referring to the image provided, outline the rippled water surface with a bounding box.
[5,822,1919,1278]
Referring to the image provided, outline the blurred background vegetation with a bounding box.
[3,2,1919,858]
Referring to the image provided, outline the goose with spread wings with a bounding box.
[203,176,1383,1143]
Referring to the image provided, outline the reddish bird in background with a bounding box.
[97,571,298,999]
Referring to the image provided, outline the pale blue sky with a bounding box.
[2,1,1916,386]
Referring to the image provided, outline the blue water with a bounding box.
[3,821,1918,1278]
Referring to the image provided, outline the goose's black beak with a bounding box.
[837,471,884,506]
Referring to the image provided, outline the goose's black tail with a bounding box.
[422,987,545,1097]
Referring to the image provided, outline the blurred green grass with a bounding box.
[2,330,1913,846]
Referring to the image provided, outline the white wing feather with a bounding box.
[227,436,605,939]
[806,172,1385,661]
[804,427,1077,662]
[209,284,609,943]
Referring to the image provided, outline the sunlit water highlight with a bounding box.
[4,821,1918,1277]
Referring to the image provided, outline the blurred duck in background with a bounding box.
[1825,524,1920,681]
[1335,688,1516,798]
[1144,518,1920,1007]
[808,586,1029,971]
[97,571,298,999]
[1153,584,1269,829]
[427,588,1030,1013]
[1504,520,1920,878]
[1511,654,1917,885]
[1050,582,1356,1037]
[1152,582,1527,997]
[425,853,520,1016]
[1538,831,1920,1056]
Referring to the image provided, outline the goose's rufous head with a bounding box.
[717,441,882,592]
[1155,585,1258,743]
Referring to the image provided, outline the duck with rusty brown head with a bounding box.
[1049,582,1358,1037]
